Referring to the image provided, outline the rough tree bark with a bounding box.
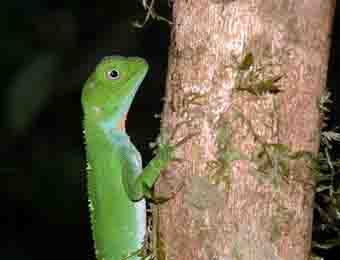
[156,0,336,260]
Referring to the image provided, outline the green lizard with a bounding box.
[81,56,172,260]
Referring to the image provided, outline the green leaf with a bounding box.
[4,52,60,134]
[238,52,254,71]
[313,239,340,249]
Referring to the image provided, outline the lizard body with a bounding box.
[82,56,170,260]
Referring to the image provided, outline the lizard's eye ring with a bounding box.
[107,69,119,80]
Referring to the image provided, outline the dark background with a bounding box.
[0,1,338,259]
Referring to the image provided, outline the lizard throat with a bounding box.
[117,113,127,131]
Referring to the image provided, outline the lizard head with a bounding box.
[81,56,148,131]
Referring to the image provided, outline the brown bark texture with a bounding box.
[156,0,335,260]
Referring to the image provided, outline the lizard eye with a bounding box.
[107,69,119,80]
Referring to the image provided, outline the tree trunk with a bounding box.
[156,0,336,260]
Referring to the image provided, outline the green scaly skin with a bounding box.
[82,56,171,260]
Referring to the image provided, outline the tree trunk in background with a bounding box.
[156,0,336,260]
